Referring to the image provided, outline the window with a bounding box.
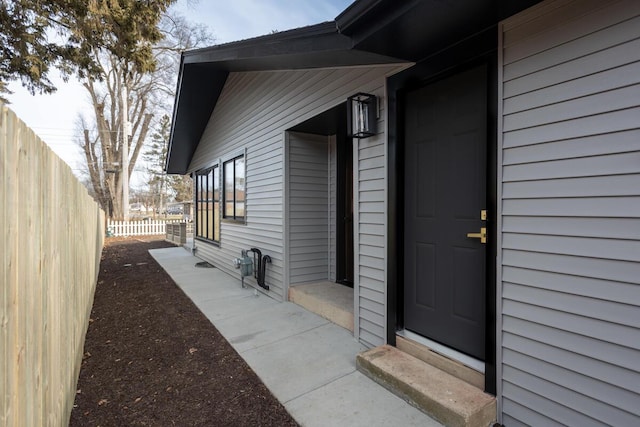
[223,154,245,221]
[195,165,220,242]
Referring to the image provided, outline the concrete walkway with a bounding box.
[149,247,442,427]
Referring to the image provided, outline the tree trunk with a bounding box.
[80,66,154,220]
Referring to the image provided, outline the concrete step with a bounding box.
[357,345,496,427]
[396,335,484,389]
[288,282,354,332]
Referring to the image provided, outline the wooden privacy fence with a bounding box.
[107,219,191,236]
[1,104,105,426]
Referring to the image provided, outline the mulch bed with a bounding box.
[70,237,298,427]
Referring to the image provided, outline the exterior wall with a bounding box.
[287,132,330,285]
[498,0,640,424]
[328,135,337,282]
[189,65,403,312]
[354,96,388,347]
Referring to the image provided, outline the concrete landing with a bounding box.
[289,282,354,332]
[357,345,496,427]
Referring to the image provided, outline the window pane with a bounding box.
[235,201,245,218]
[207,169,214,200]
[197,201,204,237]
[224,161,234,217]
[235,157,245,218]
[214,202,220,241]
[225,201,234,217]
[196,175,200,199]
[235,157,245,193]
[200,176,205,237]
[195,176,200,237]
[206,201,213,240]
[213,166,220,201]
[213,166,220,241]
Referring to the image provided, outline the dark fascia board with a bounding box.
[336,0,421,41]
[336,0,425,49]
[166,20,406,174]
[180,21,403,69]
[184,22,342,62]
[166,63,228,174]
[335,0,385,32]
[166,55,185,174]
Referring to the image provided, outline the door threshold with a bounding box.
[397,329,485,374]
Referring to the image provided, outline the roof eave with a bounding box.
[166,20,407,175]
[336,0,384,32]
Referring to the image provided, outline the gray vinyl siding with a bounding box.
[189,65,403,310]
[354,88,388,348]
[328,136,337,282]
[287,132,330,285]
[498,0,640,425]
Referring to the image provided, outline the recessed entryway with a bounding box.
[285,103,356,332]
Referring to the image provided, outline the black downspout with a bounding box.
[250,248,271,290]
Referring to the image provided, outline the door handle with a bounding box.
[467,227,487,244]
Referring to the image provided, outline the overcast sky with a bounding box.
[6,0,353,182]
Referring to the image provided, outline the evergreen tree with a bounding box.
[143,114,171,216]
[1,1,206,218]
[170,174,193,203]
[0,0,175,102]
[143,114,193,216]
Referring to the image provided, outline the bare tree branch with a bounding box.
[77,8,213,219]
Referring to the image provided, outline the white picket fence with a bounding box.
[107,219,189,236]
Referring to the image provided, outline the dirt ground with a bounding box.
[70,237,298,427]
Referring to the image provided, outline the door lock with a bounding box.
[467,227,487,244]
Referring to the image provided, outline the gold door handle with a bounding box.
[467,227,487,244]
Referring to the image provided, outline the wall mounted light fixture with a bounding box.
[347,93,377,138]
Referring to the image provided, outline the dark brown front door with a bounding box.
[403,64,487,360]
